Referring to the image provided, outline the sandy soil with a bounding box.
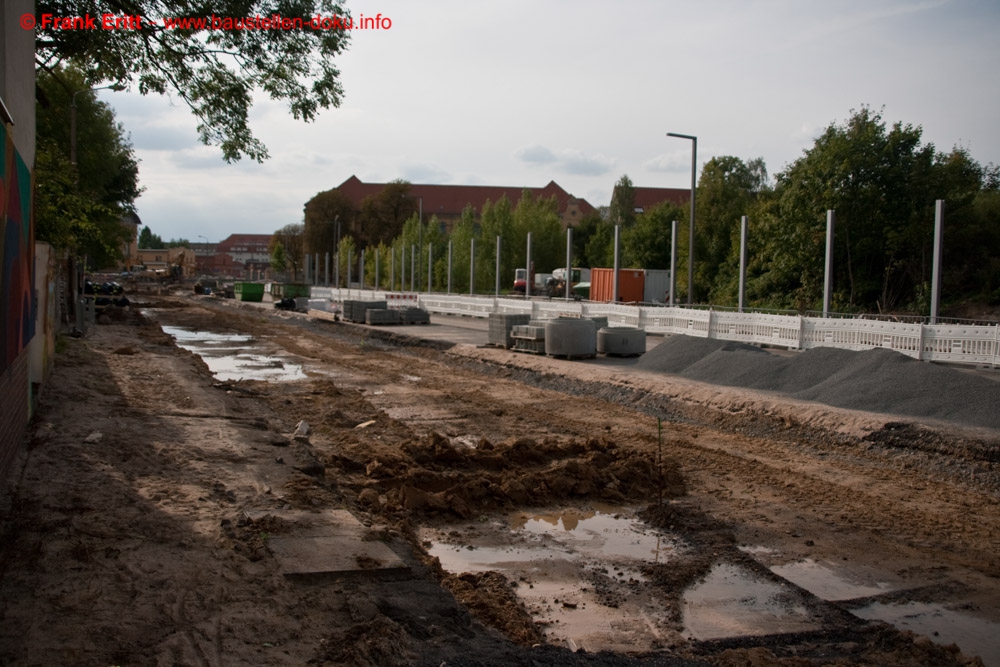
[1,293,997,666]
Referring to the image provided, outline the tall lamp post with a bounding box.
[416,196,423,291]
[667,132,697,304]
[71,83,123,166]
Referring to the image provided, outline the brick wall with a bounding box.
[0,351,29,482]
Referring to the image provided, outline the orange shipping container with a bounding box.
[590,268,645,303]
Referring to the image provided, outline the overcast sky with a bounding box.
[98,0,1000,244]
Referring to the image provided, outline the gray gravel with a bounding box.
[636,337,1000,430]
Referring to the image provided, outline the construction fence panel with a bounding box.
[710,311,803,350]
[802,318,923,358]
[583,303,642,328]
[921,324,999,366]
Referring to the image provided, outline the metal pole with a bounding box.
[417,198,423,291]
[325,252,329,286]
[401,246,406,291]
[427,243,433,293]
[565,228,573,300]
[375,251,380,290]
[613,225,621,302]
[823,210,835,318]
[470,238,476,296]
[410,245,416,292]
[335,250,340,289]
[315,253,320,286]
[526,232,533,298]
[668,132,697,303]
[360,249,365,290]
[495,236,501,297]
[447,240,453,294]
[391,247,395,291]
[930,200,945,324]
[347,248,353,288]
[738,216,748,313]
[670,220,677,307]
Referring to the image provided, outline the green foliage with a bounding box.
[622,201,685,270]
[270,242,288,276]
[34,138,130,268]
[34,67,141,266]
[357,181,419,248]
[36,0,352,162]
[609,175,637,228]
[270,223,304,281]
[303,188,353,257]
[138,227,164,249]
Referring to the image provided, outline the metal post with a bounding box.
[526,232,533,298]
[391,248,395,291]
[315,253,320,286]
[335,251,340,289]
[417,197,423,292]
[470,238,476,296]
[347,248,353,288]
[823,210,835,318]
[360,249,365,290]
[325,252,329,286]
[410,245,416,292]
[670,220,677,307]
[427,243,433,293]
[667,132,697,303]
[401,246,406,291]
[930,200,945,324]
[613,225,621,302]
[375,251,380,290]
[565,228,573,300]
[447,240,453,294]
[738,216,748,313]
[495,235,501,297]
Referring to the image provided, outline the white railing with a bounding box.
[308,288,1000,368]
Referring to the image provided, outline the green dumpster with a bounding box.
[234,282,264,302]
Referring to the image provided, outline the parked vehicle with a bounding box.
[545,267,591,298]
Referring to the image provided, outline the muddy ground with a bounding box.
[1,293,997,666]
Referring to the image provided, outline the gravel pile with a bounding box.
[636,337,1000,430]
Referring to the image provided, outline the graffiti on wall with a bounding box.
[1,122,35,373]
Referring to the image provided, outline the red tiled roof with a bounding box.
[629,187,690,211]
[336,176,596,219]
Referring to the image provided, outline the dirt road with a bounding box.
[1,294,996,666]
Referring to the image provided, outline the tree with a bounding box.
[36,0,352,162]
[34,66,142,268]
[695,156,769,303]
[138,227,164,249]
[303,188,353,258]
[622,201,686,270]
[609,175,637,229]
[356,181,419,248]
[270,223,305,281]
[751,106,997,313]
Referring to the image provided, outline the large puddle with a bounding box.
[425,507,999,662]
[161,325,307,382]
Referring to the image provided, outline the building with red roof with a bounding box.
[334,176,596,230]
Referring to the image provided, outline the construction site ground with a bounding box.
[1,292,998,666]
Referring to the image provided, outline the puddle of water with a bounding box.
[423,506,685,652]
[682,562,819,640]
[161,325,307,382]
[770,558,894,601]
[853,601,1000,667]
[511,507,675,562]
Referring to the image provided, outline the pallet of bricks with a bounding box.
[343,299,387,323]
[510,320,547,354]
[487,313,530,348]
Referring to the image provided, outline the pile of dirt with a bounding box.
[340,433,687,521]
[636,337,1000,429]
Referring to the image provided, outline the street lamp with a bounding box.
[70,83,124,166]
[667,132,697,304]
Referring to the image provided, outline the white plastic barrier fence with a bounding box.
[309,288,999,368]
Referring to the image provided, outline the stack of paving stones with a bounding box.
[488,312,531,348]
[342,300,388,323]
[510,323,547,354]
[635,336,1000,429]
[365,308,402,325]
[399,307,431,324]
